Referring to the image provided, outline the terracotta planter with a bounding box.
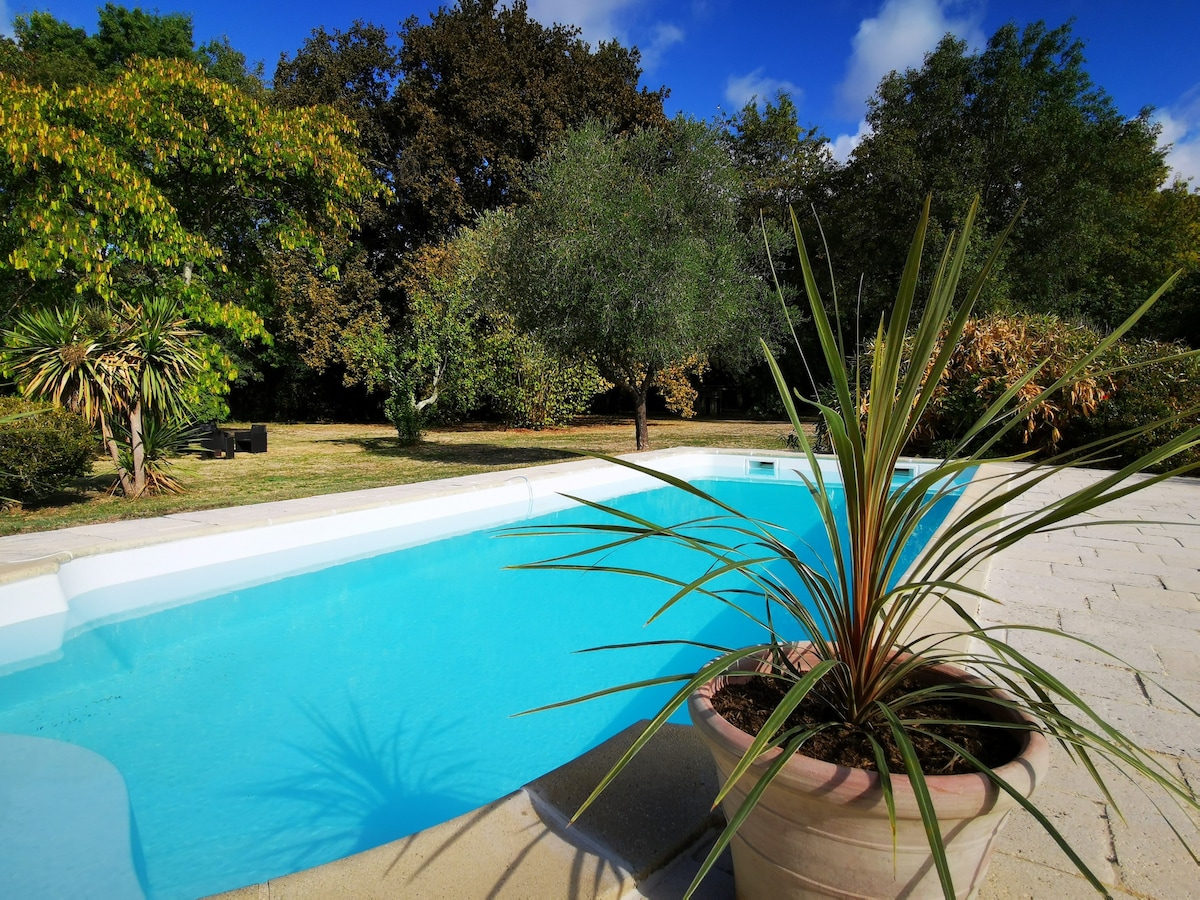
[687,646,1050,899]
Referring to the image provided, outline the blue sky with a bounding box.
[5,0,1199,183]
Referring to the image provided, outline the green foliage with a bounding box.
[113,413,198,495]
[273,3,665,256]
[5,296,204,497]
[268,3,668,410]
[828,21,1184,334]
[497,118,772,448]
[0,397,95,502]
[384,378,422,445]
[891,314,1112,457]
[489,336,610,429]
[721,91,835,226]
[1080,337,1200,471]
[1,4,263,90]
[0,56,378,401]
[871,313,1200,470]
[392,0,667,242]
[515,198,1200,898]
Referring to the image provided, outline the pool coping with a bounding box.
[0,446,800,584]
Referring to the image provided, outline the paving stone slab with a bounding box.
[991,788,1114,881]
[985,570,1103,611]
[1086,696,1200,758]
[527,722,721,880]
[1160,570,1200,594]
[1051,563,1162,588]
[1105,766,1200,900]
[1172,531,1200,550]
[1055,532,1183,551]
[1002,545,1086,566]
[1141,674,1200,714]
[632,829,733,900]
[1071,547,1182,576]
[1112,584,1198,610]
[1072,594,1200,632]
[992,556,1055,578]
[1153,645,1200,686]
[1154,550,1200,572]
[979,850,1115,899]
[974,604,1062,632]
[263,791,637,900]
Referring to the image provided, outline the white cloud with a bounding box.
[525,0,682,71]
[836,0,985,116]
[831,119,874,163]
[723,68,802,111]
[1155,85,1200,187]
[526,0,639,44]
[639,22,684,71]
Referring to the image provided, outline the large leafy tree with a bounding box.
[497,119,772,450]
[391,0,667,245]
[0,4,263,90]
[0,57,378,413]
[274,4,667,253]
[829,21,1187,333]
[721,91,835,227]
[379,214,610,441]
[270,1,667,415]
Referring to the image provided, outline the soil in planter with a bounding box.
[712,676,1022,776]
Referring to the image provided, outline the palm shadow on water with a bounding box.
[319,436,578,466]
[245,698,504,874]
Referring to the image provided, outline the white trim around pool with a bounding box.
[0,447,963,674]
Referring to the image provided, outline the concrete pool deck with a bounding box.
[1,456,1198,898]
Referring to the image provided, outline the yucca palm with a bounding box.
[514,197,1200,898]
[6,295,201,497]
[5,302,130,491]
[115,294,201,496]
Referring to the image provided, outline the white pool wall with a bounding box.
[0,448,946,672]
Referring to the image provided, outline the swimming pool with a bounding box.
[0,451,969,898]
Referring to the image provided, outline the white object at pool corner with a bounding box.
[0,732,145,898]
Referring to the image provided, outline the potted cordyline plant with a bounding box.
[515,197,1200,899]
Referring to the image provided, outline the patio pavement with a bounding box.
[1,455,1197,898]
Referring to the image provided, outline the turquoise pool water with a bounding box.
[0,475,959,898]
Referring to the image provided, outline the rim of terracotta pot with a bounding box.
[687,643,1051,821]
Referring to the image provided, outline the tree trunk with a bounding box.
[129,403,146,498]
[100,413,134,497]
[633,385,650,451]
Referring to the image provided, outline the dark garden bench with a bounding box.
[197,423,267,458]
[232,424,268,454]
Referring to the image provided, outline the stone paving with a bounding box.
[972,468,1200,900]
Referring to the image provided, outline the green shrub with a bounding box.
[385,379,422,445]
[0,398,96,502]
[869,314,1200,468]
[1079,338,1200,471]
[489,337,609,428]
[906,314,1111,457]
[113,414,200,494]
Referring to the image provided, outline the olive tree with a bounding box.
[497,118,771,449]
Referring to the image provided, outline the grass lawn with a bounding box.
[0,416,798,536]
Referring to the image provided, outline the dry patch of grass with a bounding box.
[0,416,797,536]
